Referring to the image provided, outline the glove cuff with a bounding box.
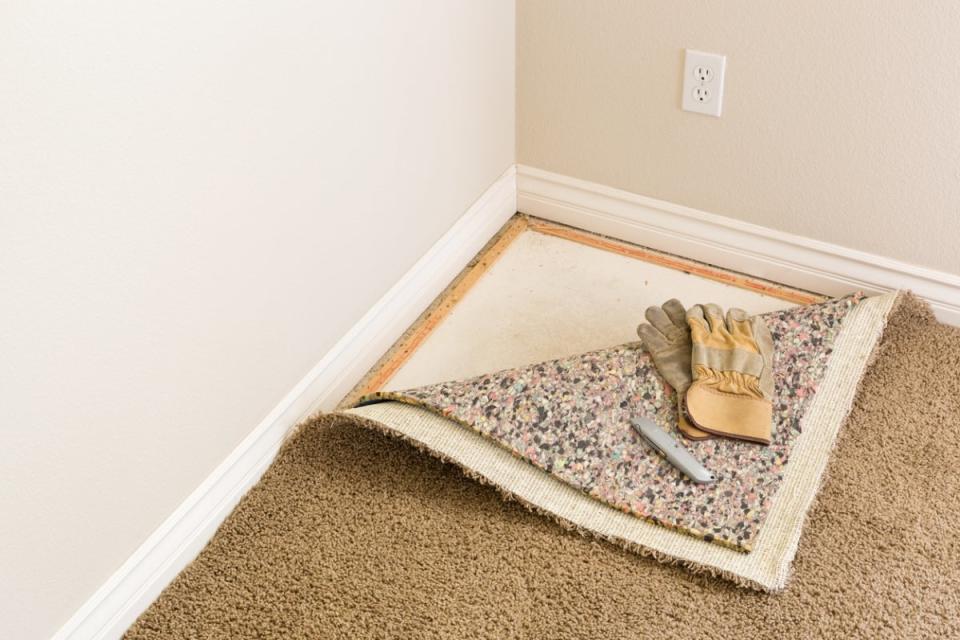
[676,394,712,440]
[685,383,772,444]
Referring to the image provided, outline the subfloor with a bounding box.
[347,215,824,399]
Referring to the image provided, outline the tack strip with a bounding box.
[526,218,825,306]
[340,215,529,407]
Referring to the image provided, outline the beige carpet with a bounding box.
[126,296,960,639]
[342,293,895,591]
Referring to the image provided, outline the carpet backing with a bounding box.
[126,295,960,639]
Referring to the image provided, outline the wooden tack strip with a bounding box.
[338,215,529,408]
[525,217,826,306]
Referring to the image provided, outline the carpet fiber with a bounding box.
[341,294,895,591]
[126,296,960,639]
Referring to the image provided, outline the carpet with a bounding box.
[126,294,960,639]
[346,293,893,590]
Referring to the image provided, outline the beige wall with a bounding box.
[0,2,514,637]
[518,1,960,273]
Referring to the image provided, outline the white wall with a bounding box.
[0,2,514,637]
[518,0,960,273]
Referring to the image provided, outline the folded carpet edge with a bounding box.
[302,409,775,592]
[285,290,917,593]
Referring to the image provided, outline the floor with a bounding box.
[348,215,824,397]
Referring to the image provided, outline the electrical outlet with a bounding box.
[682,49,726,117]
[692,86,711,103]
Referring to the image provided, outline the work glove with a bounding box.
[636,299,712,440]
[684,304,775,444]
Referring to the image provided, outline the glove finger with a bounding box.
[637,323,670,353]
[686,304,705,323]
[645,306,683,341]
[703,303,730,337]
[726,307,754,340]
[751,316,776,399]
[662,298,688,330]
[750,314,774,353]
[686,304,709,341]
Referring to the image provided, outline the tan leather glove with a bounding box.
[684,304,775,444]
[636,299,711,440]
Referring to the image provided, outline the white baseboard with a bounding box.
[51,165,518,640]
[518,165,960,325]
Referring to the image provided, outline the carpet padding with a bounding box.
[358,295,861,553]
[126,295,960,639]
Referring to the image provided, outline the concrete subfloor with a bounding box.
[384,227,801,391]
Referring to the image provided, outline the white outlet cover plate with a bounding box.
[682,49,726,117]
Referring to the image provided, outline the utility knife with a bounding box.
[631,418,716,484]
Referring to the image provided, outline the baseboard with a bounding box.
[51,165,518,640]
[517,165,960,325]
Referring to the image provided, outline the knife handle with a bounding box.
[631,418,716,484]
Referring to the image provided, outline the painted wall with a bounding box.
[517,0,960,273]
[0,2,514,637]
